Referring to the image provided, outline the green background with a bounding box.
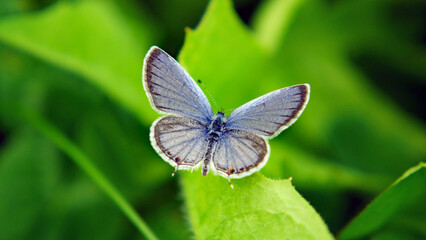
[0,0,425,239]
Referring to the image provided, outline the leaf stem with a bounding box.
[23,111,159,240]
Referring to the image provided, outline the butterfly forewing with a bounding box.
[151,115,209,169]
[212,129,269,179]
[143,46,213,123]
[226,84,310,138]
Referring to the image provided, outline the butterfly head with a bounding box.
[209,112,227,135]
[214,111,226,118]
[212,111,227,125]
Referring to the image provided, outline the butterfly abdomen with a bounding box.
[202,141,215,176]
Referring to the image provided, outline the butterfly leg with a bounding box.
[228,176,234,189]
[171,166,178,177]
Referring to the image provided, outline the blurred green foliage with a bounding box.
[0,0,425,239]
[340,162,426,239]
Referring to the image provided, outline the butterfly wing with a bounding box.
[211,129,269,179]
[151,115,209,169]
[226,84,310,138]
[143,46,213,123]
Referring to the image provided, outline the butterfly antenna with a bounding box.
[223,108,235,115]
[197,79,219,111]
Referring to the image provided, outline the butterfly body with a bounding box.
[207,112,227,141]
[203,112,227,176]
[143,46,310,180]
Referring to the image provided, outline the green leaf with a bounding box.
[263,141,391,192]
[0,0,158,125]
[339,162,426,239]
[181,172,333,240]
[252,0,305,51]
[371,230,421,240]
[179,0,332,239]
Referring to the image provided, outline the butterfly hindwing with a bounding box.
[151,115,209,169]
[211,129,269,179]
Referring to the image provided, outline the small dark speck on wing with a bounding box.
[157,106,174,111]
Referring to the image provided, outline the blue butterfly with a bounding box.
[143,46,310,185]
